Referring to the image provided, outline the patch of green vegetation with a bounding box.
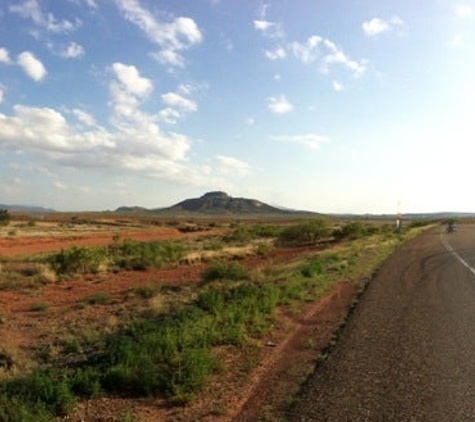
[87,292,109,305]
[277,219,331,246]
[29,302,49,312]
[47,240,188,277]
[223,224,282,245]
[202,261,248,283]
[0,209,11,227]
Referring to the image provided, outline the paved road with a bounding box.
[291,225,475,421]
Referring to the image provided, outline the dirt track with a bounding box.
[292,225,475,421]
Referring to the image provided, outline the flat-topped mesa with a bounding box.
[170,191,284,214]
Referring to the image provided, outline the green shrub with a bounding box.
[48,246,107,276]
[87,292,109,305]
[0,209,11,226]
[301,260,324,278]
[278,219,330,246]
[29,302,49,312]
[110,240,187,271]
[202,262,248,283]
[333,221,379,240]
[1,370,76,418]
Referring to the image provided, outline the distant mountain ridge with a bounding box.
[0,203,55,213]
[116,191,316,215]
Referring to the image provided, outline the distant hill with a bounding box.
[168,191,291,214]
[116,191,317,216]
[0,203,55,213]
[115,206,149,213]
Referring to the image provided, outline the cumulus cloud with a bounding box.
[159,87,198,124]
[292,36,366,77]
[111,62,152,98]
[0,53,246,190]
[115,0,203,68]
[162,92,197,113]
[253,8,367,83]
[60,42,85,58]
[268,95,293,114]
[362,16,404,36]
[0,47,12,64]
[215,156,251,176]
[270,134,329,150]
[17,51,47,81]
[9,0,80,33]
[72,109,96,126]
[265,47,286,60]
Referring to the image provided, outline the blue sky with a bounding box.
[0,0,474,213]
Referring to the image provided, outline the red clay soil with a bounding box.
[0,229,358,422]
[0,226,224,258]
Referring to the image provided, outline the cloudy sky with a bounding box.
[0,0,474,213]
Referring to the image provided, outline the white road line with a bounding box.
[441,233,475,276]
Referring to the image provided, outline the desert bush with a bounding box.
[110,240,187,271]
[223,224,282,244]
[0,369,76,419]
[202,261,248,283]
[29,302,49,312]
[0,209,11,226]
[48,246,107,276]
[333,221,380,240]
[277,219,330,246]
[87,292,109,305]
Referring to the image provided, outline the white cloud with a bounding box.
[333,81,344,92]
[292,35,323,63]
[0,88,4,104]
[253,19,285,39]
[455,4,473,18]
[73,109,96,126]
[10,0,80,33]
[292,37,366,77]
[111,62,152,98]
[0,47,12,64]
[83,0,98,9]
[17,51,47,81]
[268,95,293,114]
[362,16,404,36]
[60,42,85,58]
[162,92,197,112]
[265,47,286,60]
[53,181,67,190]
[270,134,329,150]
[159,89,198,124]
[158,108,181,124]
[115,0,203,68]
[216,155,251,176]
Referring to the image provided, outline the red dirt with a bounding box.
[0,227,358,422]
[0,226,224,257]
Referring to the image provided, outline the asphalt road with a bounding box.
[291,225,475,421]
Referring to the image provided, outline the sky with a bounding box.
[0,0,474,214]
